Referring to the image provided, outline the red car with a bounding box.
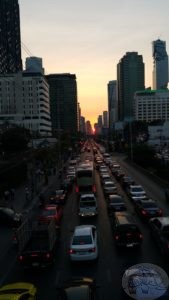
[38,205,63,225]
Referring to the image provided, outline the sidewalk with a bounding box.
[0,169,60,213]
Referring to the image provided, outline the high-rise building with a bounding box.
[25,57,44,74]
[46,73,78,135]
[80,116,86,134]
[86,120,93,135]
[0,0,22,74]
[117,52,145,121]
[97,115,102,127]
[103,111,108,127]
[0,72,52,136]
[107,80,118,129]
[152,39,168,90]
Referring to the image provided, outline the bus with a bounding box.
[75,161,96,195]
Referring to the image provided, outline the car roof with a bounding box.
[114,212,136,225]
[64,285,89,300]
[151,217,169,225]
[80,193,95,199]
[74,225,95,236]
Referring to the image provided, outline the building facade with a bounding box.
[46,73,78,135]
[117,52,145,121]
[107,80,118,129]
[0,72,52,136]
[103,111,108,127]
[0,0,22,74]
[25,57,44,74]
[134,90,169,122]
[152,39,168,90]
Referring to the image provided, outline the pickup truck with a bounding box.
[17,218,60,268]
[149,216,169,256]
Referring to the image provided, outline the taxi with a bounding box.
[0,282,37,299]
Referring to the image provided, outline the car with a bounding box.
[100,174,112,184]
[149,217,169,256]
[103,181,118,197]
[127,185,147,203]
[135,199,163,219]
[49,189,67,205]
[0,207,23,227]
[107,194,127,212]
[112,212,143,248]
[56,277,97,300]
[69,225,98,261]
[79,193,98,217]
[0,281,37,300]
[120,176,135,190]
[114,169,125,181]
[38,204,63,225]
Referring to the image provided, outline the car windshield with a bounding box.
[142,202,157,208]
[73,235,92,245]
[105,182,115,187]
[132,187,144,192]
[55,190,63,195]
[80,201,96,207]
[42,209,56,217]
[110,198,123,204]
[81,196,94,201]
[118,225,139,233]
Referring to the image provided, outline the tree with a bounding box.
[1,127,31,152]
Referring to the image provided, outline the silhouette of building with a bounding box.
[117,52,145,121]
[152,39,168,90]
[0,0,22,74]
[107,80,118,129]
[46,73,78,135]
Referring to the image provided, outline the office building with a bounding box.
[25,57,44,74]
[108,80,118,129]
[0,0,22,74]
[152,39,168,90]
[134,89,169,122]
[117,52,145,121]
[97,115,102,127]
[103,111,108,127]
[46,73,78,134]
[0,72,52,136]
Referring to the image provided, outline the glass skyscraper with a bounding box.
[0,0,22,74]
[117,52,145,121]
[152,39,168,90]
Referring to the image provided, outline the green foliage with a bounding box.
[127,144,156,168]
[1,127,31,152]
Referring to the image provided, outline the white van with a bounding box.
[78,193,98,217]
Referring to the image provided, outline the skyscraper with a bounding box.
[152,39,168,90]
[117,52,145,121]
[46,73,78,134]
[107,80,118,129]
[0,0,22,74]
[25,57,44,74]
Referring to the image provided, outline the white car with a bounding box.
[69,225,98,262]
[128,185,147,203]
[79,193,98,217]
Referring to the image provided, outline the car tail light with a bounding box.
[139,233,143,239]
[127,233,132,237]
[93,184,96,193]
[158,209,163,215]
[69,249,75,254]
[19,255,24,261]
[89,247,96,252]
[115,235,119,240]
[75,185,79,193]
[167,244,169,249]
[46,253,51,258]
[141,210,147,215]
[31,253,38,257]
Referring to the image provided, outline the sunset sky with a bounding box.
[19,0,169,127]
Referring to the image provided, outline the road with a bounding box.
[0,152,169,299]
